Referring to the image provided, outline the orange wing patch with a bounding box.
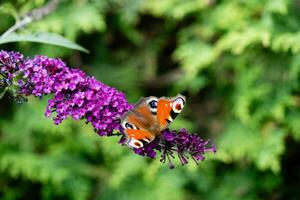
[157,99,172,129]
[125,129,155,141]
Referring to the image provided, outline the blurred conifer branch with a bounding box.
[1,0,60,38]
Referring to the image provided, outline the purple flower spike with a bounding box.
[17,55,133,136]
[130,128,216,168]
[0,50,216,168]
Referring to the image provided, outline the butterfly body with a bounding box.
[121,94,186,148]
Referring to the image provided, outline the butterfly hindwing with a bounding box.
[125,129,154,148]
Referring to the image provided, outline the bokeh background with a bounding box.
[1,0,300,199]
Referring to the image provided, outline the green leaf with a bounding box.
[254,128,285,173]
[271,32,300,54]
[0,32,89,53]
[216,121,261,163]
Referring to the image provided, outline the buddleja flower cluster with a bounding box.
[0,50,216,168]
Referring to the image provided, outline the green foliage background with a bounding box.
[1,0,300,199]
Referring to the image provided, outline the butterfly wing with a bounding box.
[121,94,186,149]
[121,97,158,148]
[157,94,186,131]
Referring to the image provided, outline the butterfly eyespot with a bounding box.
[172,97,185,113]
[128,139,143,148]
[175,104,182,110]
[125,123,132,128]
[148,100,158,109]
[122,122,137,130]
[146,97,158,114]
[134,142,141,147]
